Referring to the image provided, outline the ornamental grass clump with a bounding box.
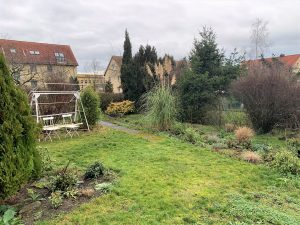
[142,85,177,131]
[240,151,262,164]
[235,127,254,148]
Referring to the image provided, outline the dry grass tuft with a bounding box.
[80,188,95,197]
[240,151,261,164]
[235,127,254,143]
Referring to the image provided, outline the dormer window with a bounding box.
[29,50,40,55]
[54,52,65,63]
[10,48,16,53]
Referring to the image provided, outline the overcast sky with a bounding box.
[1,0,300,72]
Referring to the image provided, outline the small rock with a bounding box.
[19,201,41,214]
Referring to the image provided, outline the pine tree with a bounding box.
[120,30,135,101]
[0,54,41,199]
[190,26,224,77]
[178,27,242,123]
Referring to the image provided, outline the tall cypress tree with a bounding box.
[120,30,135,101]
[0,54,41,199]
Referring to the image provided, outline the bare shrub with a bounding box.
[240,151,262,164]
[231,60,300,133]
[225,123,236,132]
[235,127,254,144]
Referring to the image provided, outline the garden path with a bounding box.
[100,121,139,134]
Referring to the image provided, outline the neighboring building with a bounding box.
[104,56,123,93]
[0,39,78,87]
[247,54,300,74]
[104,55,187,93]
[77,73,105,92]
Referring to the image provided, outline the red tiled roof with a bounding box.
[0,39,78,66]
[248,54,300,67]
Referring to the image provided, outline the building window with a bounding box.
[10,48,16,53]
[85,80,87,84]
[13,71,20,81]
[111,63,116,71]
[29,50,40,55]
[54,52,65,63]
[31,80,38,88]
[30,64,37,73]
[47,65,53,72]
[81,80,83,83]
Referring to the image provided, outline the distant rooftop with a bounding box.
[0,39,78,66]
[247,54,300,67]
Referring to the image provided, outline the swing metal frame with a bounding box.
[30,90,90,140]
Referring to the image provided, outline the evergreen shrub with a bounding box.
[81,87,100,127]
[0,54,41,199]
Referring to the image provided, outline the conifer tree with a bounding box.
[0,54,41,199]
[120,30,135,101]
[178,27,242,123]
[105,80,113,93]
[133,45,158,101]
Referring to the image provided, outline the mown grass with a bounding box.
[38,126,300,225]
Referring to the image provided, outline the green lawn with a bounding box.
[38,127,300,225]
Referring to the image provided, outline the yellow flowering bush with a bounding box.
[105,100,135,116]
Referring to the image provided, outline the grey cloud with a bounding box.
[1,0,300,71]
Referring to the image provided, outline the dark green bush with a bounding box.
[48,164,78,192]
[0,54,41,199]
[251,143,272,153]
[287,139,300,157]
[81,87,100,127]
[169,123,187,136]
[100,93,124,111]
[270,149,300,175]
[223,110,251,127]
[182,128,201,144]
[84,162,105,179]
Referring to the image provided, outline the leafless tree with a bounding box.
[0,33,11,39]
[231,60,300,133]
[250,18,270,59]
[10,60,41,86]
[84,59,102,75]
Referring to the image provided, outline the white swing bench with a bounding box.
[30,89,90,142]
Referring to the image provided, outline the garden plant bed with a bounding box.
[4,170,117,225]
